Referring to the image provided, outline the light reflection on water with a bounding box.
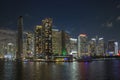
[0,60,120,80]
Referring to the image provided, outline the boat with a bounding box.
[76,56,92,62]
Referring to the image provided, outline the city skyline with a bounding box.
[0,0,120,41]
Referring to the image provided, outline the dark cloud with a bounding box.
[116,4,120,8]
[102,22,113,28]
[116,16,120,20]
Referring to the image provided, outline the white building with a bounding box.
[69,38,77,57]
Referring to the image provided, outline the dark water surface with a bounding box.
[0,60,120,80]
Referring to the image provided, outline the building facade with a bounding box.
[107,40,115,56]
[34,18,53,58]
[88,38,96,56]
[61,30,71,56]
[52,29,62,56]
[52,29,70,56]
[97,38,105,56]
[69,38,77,57]
[107,40,118,56]
[34,25,45,58]
[42,18,53,56]
[78,34,88,57]
[24,32,34,58]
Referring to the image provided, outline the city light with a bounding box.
[91,38,96,41]
[99,38,103,40]
[0,17,120,62]
[80,34,87,37]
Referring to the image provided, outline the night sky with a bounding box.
[0,0,120,41]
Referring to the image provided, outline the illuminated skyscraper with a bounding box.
[42,18,53,56]
[0,29,16,59]
[78,34,88,57]
[97,38,105,56]
[34,25,44,58]
[52,29,70,56]
[114,42,118,55]
[107,40,119,56]
[69,38,77,57]
[89,37,105,56]
[88,38,96,56]
[52,29,62,56]
[25,32,34,58]
[34,18,53,58]
[107,40,115,56]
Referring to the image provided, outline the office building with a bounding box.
[107,40,115,56]
[69,38,77,57]
[78,34,88,57]
[88,38,96,56]
[114,42,118,55]
[52,29,71,56]
[61,30,71,56]
[52,29,62,56]
[97,38,105,56]
[24,32,34,58]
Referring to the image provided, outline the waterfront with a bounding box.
[0,59,120,80]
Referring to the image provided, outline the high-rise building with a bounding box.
[34,25,45,58]
[78,34,88,57]
[42,18,53,56]
[114,42,118,55]
[52,29,62,56]
[52,29,70,56]
[89,37,105,56]
[17,16,23,60]
[61,30,71,56]
[34,18,53,58]
[69,38,77,57]
[107,40,115,56]
[97,38,105,56]
[0,29,16,59]
[25,32,34,58]
[107,41,118,56]
[88,38,96,56]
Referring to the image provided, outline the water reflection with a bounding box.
[0,60,120,80]
[0,61,4,80]
[15,62,23,80]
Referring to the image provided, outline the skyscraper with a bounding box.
[78,34,88,57]
[34,25,44,58]
[25,32,34,58]
[97,38,105,56]
[34,18,53,59]
[88,38,96,56]
[42,18,53,56]
[52,29,70,56]
[61,30,71,56]
[69,38,77,57]
[52,29,62,56]
[114,42,118,55]
[17,16,23,60]
[107,40,115,56]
